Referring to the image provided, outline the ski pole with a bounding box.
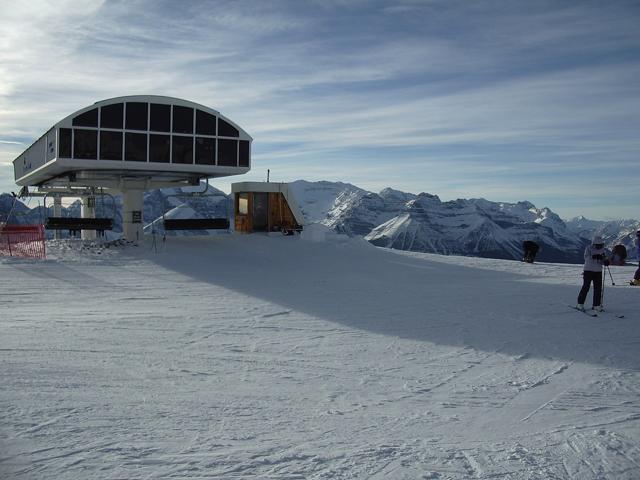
[601,267,605,308]
[606,264,615,285]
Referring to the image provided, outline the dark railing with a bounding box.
[45,217,114,232]
[163,218,230,230]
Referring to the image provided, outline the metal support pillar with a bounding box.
[81,196,96,241]
[53,196,62,240]
[122,189,144,243]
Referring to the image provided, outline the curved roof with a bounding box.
[13,95,252,188]
[58,95,252,141]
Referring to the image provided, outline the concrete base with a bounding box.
[53,197,62,240]
[122,190,144,242]
[81,197,96,241]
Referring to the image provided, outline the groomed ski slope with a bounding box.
[1,229,639,479]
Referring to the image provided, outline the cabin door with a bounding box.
[252,192,269,231]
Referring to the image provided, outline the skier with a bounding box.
[611,244,627,266]
[632,230,640,286]
[522,240,539,263]
[576,235,610,312]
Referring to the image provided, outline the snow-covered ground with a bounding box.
[1,230,639,479]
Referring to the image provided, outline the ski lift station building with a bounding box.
[12,95,252,241]
[232,182,304,234]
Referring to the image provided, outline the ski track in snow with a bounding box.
[1,235,639,479]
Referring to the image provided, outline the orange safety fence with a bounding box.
[0,223,46,259]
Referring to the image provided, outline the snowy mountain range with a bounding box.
[287,180,639,264]
[0,184,230,240]
[2,180,638,263]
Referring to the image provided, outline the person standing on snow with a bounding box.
[632,230,640,286]
[576,235,610,312]
[522,240,540,263]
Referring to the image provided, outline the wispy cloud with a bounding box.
[0,0,638,219]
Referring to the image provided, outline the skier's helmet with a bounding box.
[592,235,604,246]
[637,229,640,236]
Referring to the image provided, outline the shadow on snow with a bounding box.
[151,235,638,370]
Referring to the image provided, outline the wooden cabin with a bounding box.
[231,182,304,234]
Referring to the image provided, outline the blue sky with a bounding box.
[1,0,639,219]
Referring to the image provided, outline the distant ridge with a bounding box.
[2,181,638,263]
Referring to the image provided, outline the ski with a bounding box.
[569,306,597,317]
[569,306,624,319]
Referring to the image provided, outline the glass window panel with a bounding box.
[238,193,249,215]
[218,118,239,137]
[196,110,216,135]
[195,137,215,165]
[218,139,237,166]
[99,131,123,160]
[150,103,171,132]
[100,103,123,129]
[72,108,98,127]
[73,129,98,159]
[59,128,72,157]
[239,140,250,167]
[172,135,193,164]
[125,132,147,162]
[149,134,170,163]
[172,106,193,134]
[126,102,148,131]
